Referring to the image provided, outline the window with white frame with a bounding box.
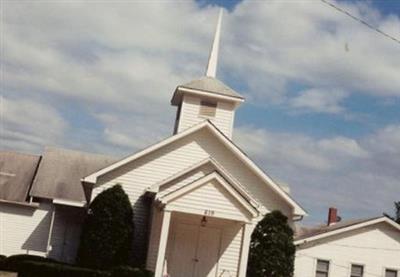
[350,264,364,277]
[316,259,330,277]
[386,269,398,277]
[199,100,217,118]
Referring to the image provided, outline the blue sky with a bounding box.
[1,0,400,225]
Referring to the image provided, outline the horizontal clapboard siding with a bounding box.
[92,133,209,264]
[294,223,400,277]
[178,95,234,137]
[218,224,243,277]
[146,207,163,271]
[91,126,293,271]
[0,202,51,256]
[158,163,213,197]
[167,180,250,221]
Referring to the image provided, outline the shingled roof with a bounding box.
[29,147,116,203]
[294,216,400,244]
[0,151,41,203]
[171,77,244,105]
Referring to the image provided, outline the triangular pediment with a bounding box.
[158,172,257,221]
[149,157,260,210]
[83,121,306,217]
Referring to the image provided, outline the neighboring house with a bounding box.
[0,11,306,277]
[294,208,400,277]
[0,148,115,263]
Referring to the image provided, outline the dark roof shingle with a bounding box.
[171,77,244,105]
[0,151,41,203]
[295,217,382,241]
[29,147,116,202]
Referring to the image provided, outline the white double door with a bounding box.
[169,223,221,277]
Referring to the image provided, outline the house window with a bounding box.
[199,101,217,118]
[386,269,398,277]
[316,260,330,277]
[350,264,364,277]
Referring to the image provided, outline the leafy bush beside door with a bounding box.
[247,210,295,277]
[77,184,135,269]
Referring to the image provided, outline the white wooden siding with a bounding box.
[0,202,51,257]
[158,163,212,198]
[177,95,235,138]
[166,179,251,222]
[92,127,293,266]
[294,222,400,277]
[194,129,291,217]
[146,207,163,271]
[218,223,243,277]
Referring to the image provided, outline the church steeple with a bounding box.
[205,9,223,78]
[171,9,244,139]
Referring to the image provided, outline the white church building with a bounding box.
[0,11,306,277]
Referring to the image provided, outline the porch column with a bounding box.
[238,223,255,277]
[154,210,171,277]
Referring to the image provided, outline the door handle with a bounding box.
[193,258,199,262]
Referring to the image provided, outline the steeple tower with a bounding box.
[205,9,223,78]
[171,9,244,139]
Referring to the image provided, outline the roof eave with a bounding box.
[0,199,40,208]
[294,217,400,246]
[82,120,306,216]
[171,86,244,106]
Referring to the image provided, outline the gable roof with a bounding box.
[148,157,261,210]
[171,77,244,106]
[30,147,116,203]
[158,171,258,219]
[295,216,400,245]
[0,151,41,204]
[83,120,306,216]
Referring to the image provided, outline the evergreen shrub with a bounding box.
[77,184,134,269]
[247,210,295,277]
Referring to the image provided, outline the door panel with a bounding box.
[169,224,197,277]
[195,227,221,277]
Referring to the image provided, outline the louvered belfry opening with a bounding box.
[199,100,217,118]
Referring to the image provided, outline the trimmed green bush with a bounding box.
[77,184,134,269]
[110,265,152,277]
[0,254,6,269]
[247,210,295,277]
[16,261,107,277]
[1,254,59,272]
[0,255,152,277]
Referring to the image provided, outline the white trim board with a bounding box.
[148,157,261,210]
[158,171,258,219]
[295,217,400,246]
[82,120,306,216]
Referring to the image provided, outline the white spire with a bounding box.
[205,9,223,78]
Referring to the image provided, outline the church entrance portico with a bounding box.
[148,170,259,277]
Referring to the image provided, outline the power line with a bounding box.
[320,0,400,46]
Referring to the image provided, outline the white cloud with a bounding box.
[234,124,399,223]
[1,0,400,222]
[222,0,400,103]
[0,97,67,152]
[290,89,348,114]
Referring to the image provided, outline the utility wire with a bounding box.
[320,0,400,46]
